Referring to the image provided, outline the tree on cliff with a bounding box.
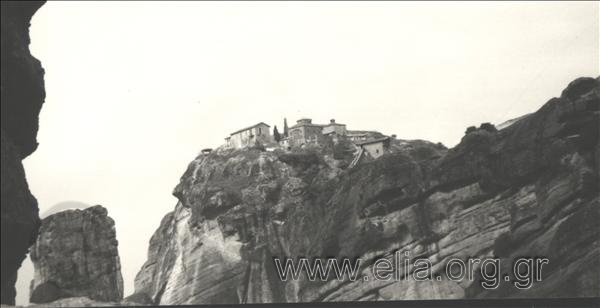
[273,126,281,142]
[283,118,289,137]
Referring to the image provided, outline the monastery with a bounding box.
[224,118,394,164]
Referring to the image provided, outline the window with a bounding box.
[258,127,262,135]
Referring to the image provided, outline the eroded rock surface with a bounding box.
[135,77,599,305]
[29,206,124,304]
[0,1,46,304]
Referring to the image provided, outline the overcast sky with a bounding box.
[16,1,598,304]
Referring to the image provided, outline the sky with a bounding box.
[15,1,598,305]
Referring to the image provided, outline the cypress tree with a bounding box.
[273,125,281,142]
[283,118,289,137]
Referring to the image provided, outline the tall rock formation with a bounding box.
[135,77,599,304]
[0,1,46,304]
[29,205,124,304]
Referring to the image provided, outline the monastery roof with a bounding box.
[355,136,390,146]
[291,122,346,129]
[347,130,380,135]
[347,132,368,136]
[290,123,326,129]
[230,122,270,135]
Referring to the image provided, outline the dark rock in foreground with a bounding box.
[29,206,124,304]
[0,1,46,304]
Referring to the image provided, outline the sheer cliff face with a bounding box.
[0,1,45,304]
[135,77,599,304]
[29,206,124,304]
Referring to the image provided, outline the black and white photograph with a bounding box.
[1,1,599,307]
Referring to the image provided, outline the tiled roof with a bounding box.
[355,136,390,146]
[230,122,270,135]
[290,123,326,129]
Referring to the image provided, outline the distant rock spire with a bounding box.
[30,205,123,304]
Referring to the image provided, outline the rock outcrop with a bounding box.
[135,77,599,304]
[26,295,149,307]
[0,1,46,304]
[29,206,124,304]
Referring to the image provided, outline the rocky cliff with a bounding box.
[135,77,599,304]
[29,206,124,304]
[0,1,46,305]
